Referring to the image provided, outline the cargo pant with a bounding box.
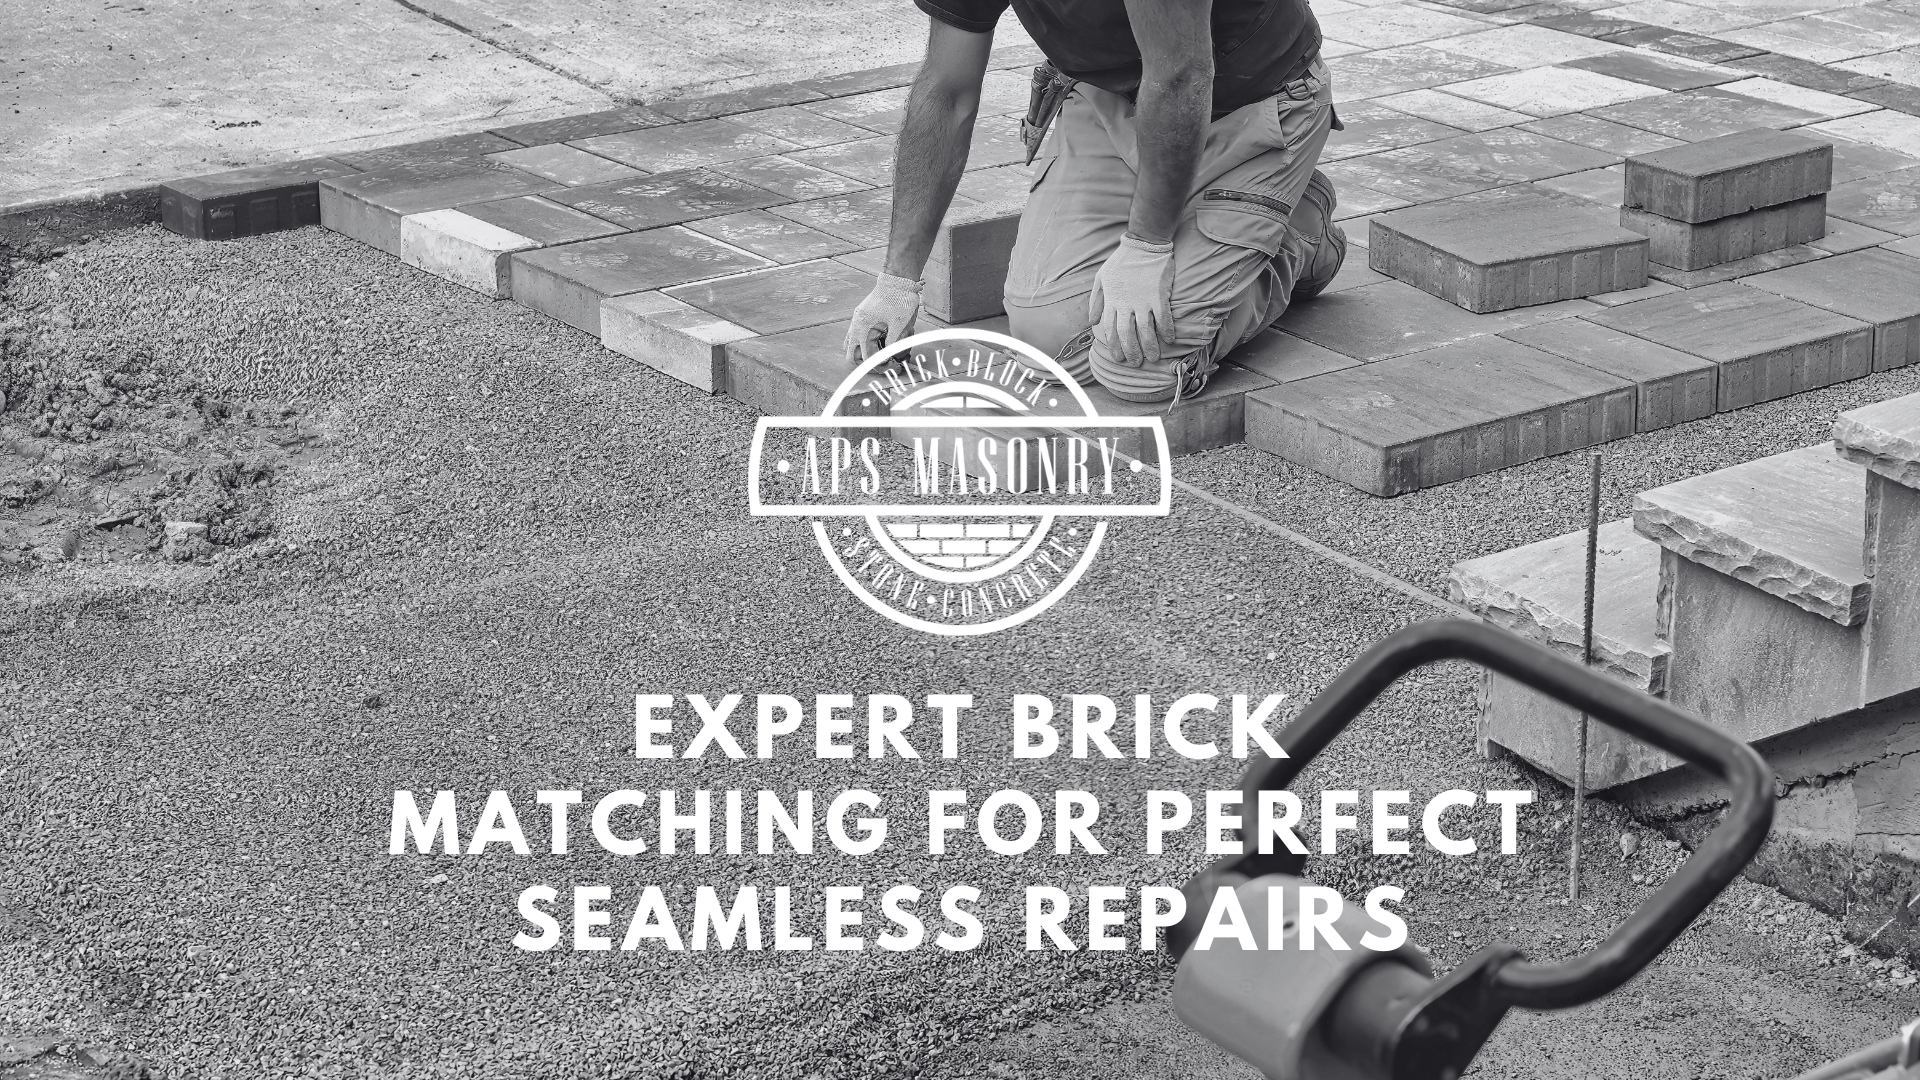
[1003,58,1337,403]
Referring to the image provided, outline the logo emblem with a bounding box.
[749,330,1170,636]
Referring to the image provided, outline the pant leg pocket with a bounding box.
[1194,187,1293,259]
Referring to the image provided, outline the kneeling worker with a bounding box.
[843,0,1346,404]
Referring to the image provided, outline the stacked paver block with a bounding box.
[1619,128,1833,271]
[1368,187,1649,312]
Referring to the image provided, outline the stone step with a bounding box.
[1835,393,1920,703]
[1246,335,1634,496]
[1450,519,1678,789]
[1634,443,1870,626]
[1622,127,1833,224]
[1835,391,1920,491]
[1368,186,1649,313]
[1619,192,1826,271]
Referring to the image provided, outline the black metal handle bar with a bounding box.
[1174,618,1774,1012]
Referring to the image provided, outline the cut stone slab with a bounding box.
[664,259,875,336]
[1622,128,1834,224]
[925,201,1024,324]
[318,163,559,257]
[547,169,789,231]
[684,210,861,263]
[1824,167,1920,236]
[1273,278,1596,362]
[454,195,625,246]
[334,132,524,172]
[572,119,802,174]
[1587,281,1875,410]
[1634,443,1871,625]
[1452,519,1679,789]
[601,291,757,393]
[485,144,645,187]
[398,209,543,298]
[1619,191,1829,270]
[1367,187,1649,312]
[1226,329,1364,384]
[161,158,360,240]
[1834,392,1920,489]
[1502,318,1717,430]
[1245,335,1635,496]
[507,228,773,338]
[1861,473,1920,701]
[1739,247,1920,372]
[489,106,677,146]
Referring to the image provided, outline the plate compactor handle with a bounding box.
[1168,619,1776,1080]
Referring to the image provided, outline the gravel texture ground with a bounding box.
[0,224,1915,1079]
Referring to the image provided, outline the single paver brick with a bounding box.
[454,195,625,246]
[664,259,876,336]
[573,118,801,173]
[1562,50,1744,91]
[1273,278,1594,362]
[548,169,788,230]
[161,158,360,240]
[489,106,677,145]
[508,227,773,337]
[1739,247,1920,372]
[398,209,543,298]
[1586,281,1875,410]
[1367,187,1648,312]
[319,163,559,256]
[924,200,1024,324]
[1825,167,1920,236]
[726,105,876,149]
[789,136,898,186]
[649,81,829,122]
[1502,318,1716,430]
[1623,128,1833,223]
[1619,192,1828,270]
[768,189,896,247]
[799,87,912,134]
[334,132,524,171]
[685,210,860,263]
[486,143,645,187]
[1226,329,1363,384]
[726,322,886,418]
[1245,335,1635,495]
[710,155,873,201]
[1590,88,1822,143]
[601,291,758,393]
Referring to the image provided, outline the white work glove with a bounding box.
[843,272,924,364]
[1089,233,1176,367]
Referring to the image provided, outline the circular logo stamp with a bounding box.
[749,330,1169,636]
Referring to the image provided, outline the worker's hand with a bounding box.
[1088,234,1176,367]
[843,272,925,364]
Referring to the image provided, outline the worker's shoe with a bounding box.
[1287,169,1346,302]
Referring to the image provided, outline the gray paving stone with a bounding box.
[726,105,876,148]
[1504,317,1717,429]
[456,194,625,245]
[572,118,801,173]
[488,106,677,146]
[1533,164,1626,206]
[767,189,897,247]
[1245,335,1635,495]
[794,62,922,100]
[547,169,789,230]
[1529,12,1655,39]
[924,200,1023,324]
[1623,128,1833,223]
[161,157,360,240]
[508,227,773,337]
[726,322,885,418]
[1327,129,1619,204]
[1590,87,1824,142]
[955,163,1037,203]
[664,258,875,335]
[1585,278,1682,306]
[1826,167,1920,235]
[1810,216,1902,252]
[1852,82,1920,116]
[1612,28,1768,64]
[1891,234,1920,258]
[1226,329,1365,383]
[1829,138,1920,185]
[334,132,524,171]
[397,208,545,298]
[1587,281,1875,410]
[1729,53,1891,96]
[1332,45,1513,100]
[601,291,756,393]
[1740,247,1920,371]
[1636,443,1870,624]
[798,87,913,134]
[485,143,645,187]
[684,210,860,263]
[1273,278,1595,361]
[1646,243,1830,287]
[1317,254,1391,295]
[1861,473,1920,701]
[1368,186,1648,311]
[1620,191,1828,270]
[1563,50,1746,90]
[1516,113,1685,157]
[709,155,873,201]
[649,82,829,122]
[788,136,898,186]
[1321,103,1467,162]
[967,115,1034,170]
[318,163,560,256]
[1835,391,1920,488]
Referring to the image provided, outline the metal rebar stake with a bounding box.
[1571,452,1602,900]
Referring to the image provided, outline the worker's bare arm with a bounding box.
[883,19,995,280]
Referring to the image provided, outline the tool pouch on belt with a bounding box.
[1021,61,1075,164]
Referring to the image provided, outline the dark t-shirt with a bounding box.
[916,0,1321,115]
